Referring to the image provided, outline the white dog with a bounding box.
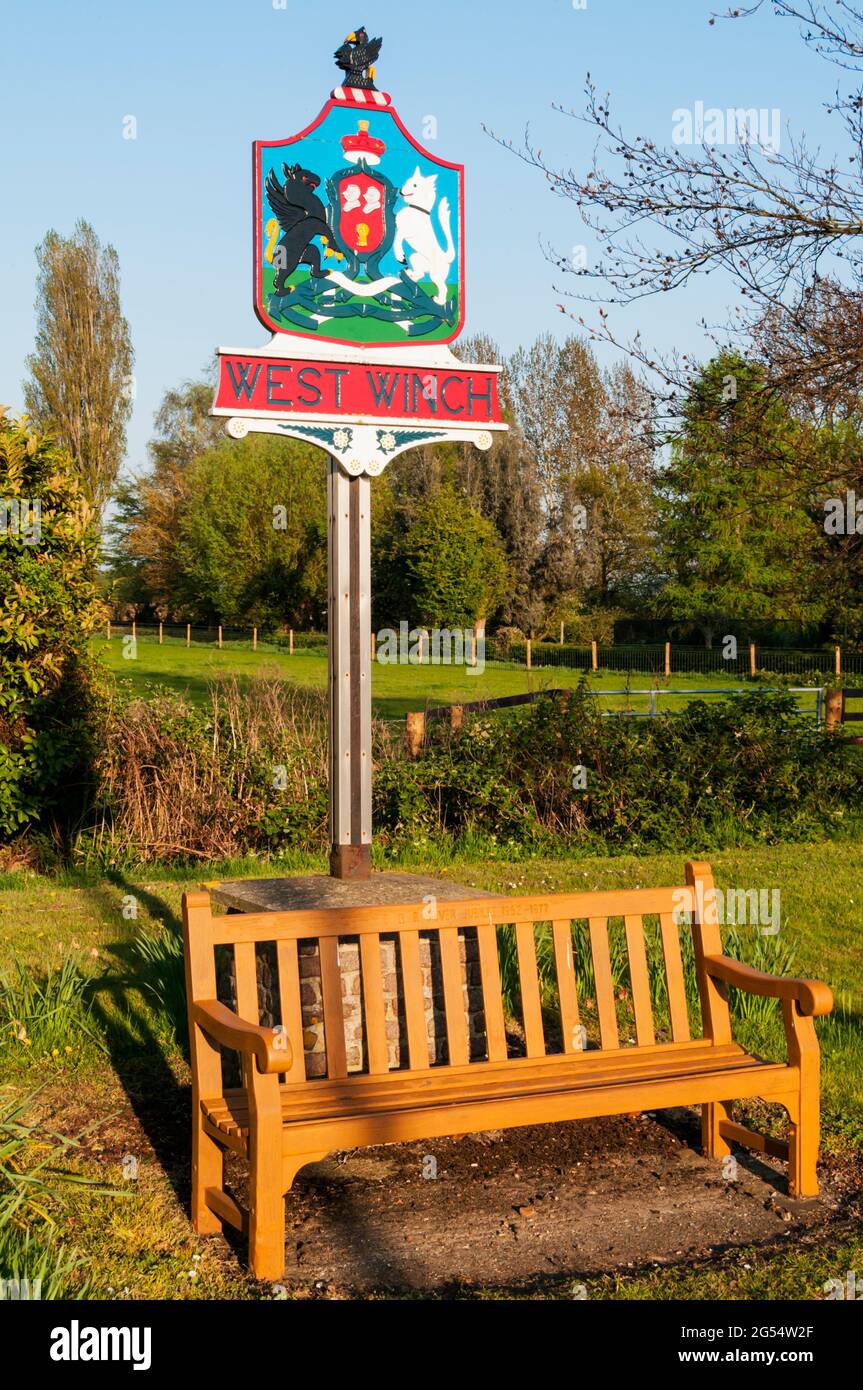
[393,168,455,305]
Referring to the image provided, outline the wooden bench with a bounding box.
[182,860,833,1280]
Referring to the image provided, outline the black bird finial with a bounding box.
[334,26,383,90]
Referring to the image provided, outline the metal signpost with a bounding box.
[211,30,507,878]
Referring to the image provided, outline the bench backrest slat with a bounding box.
[552,918,581,1054]
[588,917,619,1050]
[398,929,430,1069]
[183,865,723,1090]
[659,911,691,1043]
[515,922,546,1058]
[319,936,348,1079]
[234,941,260,1028]
[476,922,508,1063]
[359,934,389,1076]
[624,915,656,1048]
[439,926,470,1066]
[276,938,307,1083]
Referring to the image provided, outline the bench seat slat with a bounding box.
[202,1046,779,1137]
[205,1043,751,1119]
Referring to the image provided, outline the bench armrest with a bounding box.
[192,1000,292,1073]
[702,955,833,1017]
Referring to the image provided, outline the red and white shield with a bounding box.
[336,171,386,255]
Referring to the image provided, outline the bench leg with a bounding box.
[248,1127,286,1282]
[192,1119,225,1235]
[785,1090,820,1198]
[702,1100,733,1160]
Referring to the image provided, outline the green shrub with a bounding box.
[74,678,863,865]
[377,685,861,854]
[0,413,104,842]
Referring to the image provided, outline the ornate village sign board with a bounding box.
[212,29,507,879]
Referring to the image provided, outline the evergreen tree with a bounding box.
[657,353,826,644]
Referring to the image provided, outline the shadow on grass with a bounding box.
[81,877,191,1215]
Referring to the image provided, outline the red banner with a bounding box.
[214,353,501,424]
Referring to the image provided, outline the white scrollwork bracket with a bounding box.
[222,416,497,474]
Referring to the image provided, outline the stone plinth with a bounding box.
[210,873,493,1079]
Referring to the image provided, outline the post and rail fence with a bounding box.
[101,624,862,678]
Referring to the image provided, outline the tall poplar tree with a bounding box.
[25,220,134,513]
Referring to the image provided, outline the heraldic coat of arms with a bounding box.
[254,28,465,346]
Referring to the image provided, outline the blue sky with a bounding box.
[0,0,843,475]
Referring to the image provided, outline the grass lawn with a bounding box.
[0,840,860,1300]
[93,636,826,721]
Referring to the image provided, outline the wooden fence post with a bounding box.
[835,646,842,678]
[252,626,257,651]
[664,641,671,678]
[106,621,111,641]
[218,625,223,649]
[526,638,532,671]
[825,688,843,732]
[749,642,756,677]
[132,620,136,641]
[289,628,294,655]
[450,705,463,732]
[371,630,376,662]
[591,639,598,673]
[560,621,565,645]
[158,622,163,645]
[406,711,425,758]
[186,623,191,647]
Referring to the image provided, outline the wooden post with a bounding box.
[252,627,257,651]
[664,641,671,678]
[591,639,598,673]
[371,630,376,662]
[825,688,843,733]
[560,621,564,645]
[106,621,111,641]
[450,704,463,732]
[526,638,532,671]
[835,646,841,678]
[406,710,425,757]
[289,628,294,655]
[132,619,136,640]
[328,460,372,879]
[159,622,163,645]
[186,623,191,647]
[749,642,756,677]
[218,625,223,649]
